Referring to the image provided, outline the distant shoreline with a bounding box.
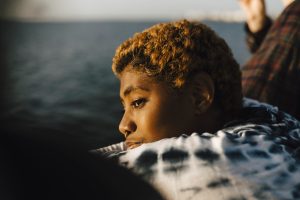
[0,18,249,24]
[0,11,280,24]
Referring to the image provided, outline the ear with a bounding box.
[189,72,214,115]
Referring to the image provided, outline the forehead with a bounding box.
[119,69,156,93]
[119,68,180,100]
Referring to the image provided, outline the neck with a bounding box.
[196,105,226,134]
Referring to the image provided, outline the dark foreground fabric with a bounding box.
[0,124,163,200]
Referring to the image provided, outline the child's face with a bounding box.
[119,68,197,149]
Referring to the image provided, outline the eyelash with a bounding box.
[131,98,147,109]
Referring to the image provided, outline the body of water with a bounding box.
[0,20,251,148]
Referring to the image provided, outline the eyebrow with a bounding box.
[123,86,150,97]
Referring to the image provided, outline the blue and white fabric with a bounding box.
[93,98,300,200]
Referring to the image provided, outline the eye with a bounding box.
[131,98,147,109]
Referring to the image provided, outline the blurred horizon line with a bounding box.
[0,10,280,23]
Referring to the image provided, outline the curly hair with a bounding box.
[112,19,242,117]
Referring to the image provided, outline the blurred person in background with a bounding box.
[240,0,300,120]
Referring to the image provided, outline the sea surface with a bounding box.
[0,20,251,149]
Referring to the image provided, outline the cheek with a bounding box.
[137,107,163,140]
[147,101,183,138]
[154,97,194,136]
[133,104,172,142]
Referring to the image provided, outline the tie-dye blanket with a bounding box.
[93,98,300,200]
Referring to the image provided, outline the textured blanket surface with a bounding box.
[94,99,300,200]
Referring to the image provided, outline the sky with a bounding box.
[0,0,284,21]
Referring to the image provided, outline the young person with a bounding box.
[93,17,300,200]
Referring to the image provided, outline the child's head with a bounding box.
[112,19,242,149]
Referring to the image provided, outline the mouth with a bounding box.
[125,140,143,149]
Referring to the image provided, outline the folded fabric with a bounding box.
[94,98,300,200]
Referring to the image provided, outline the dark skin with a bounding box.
[119,68,224,149]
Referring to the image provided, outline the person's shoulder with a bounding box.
[242,97,278,112]
[243,98,299,124]
[228,97,300,127]
[221,98,300,153]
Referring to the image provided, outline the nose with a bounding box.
[119,111,136,138]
